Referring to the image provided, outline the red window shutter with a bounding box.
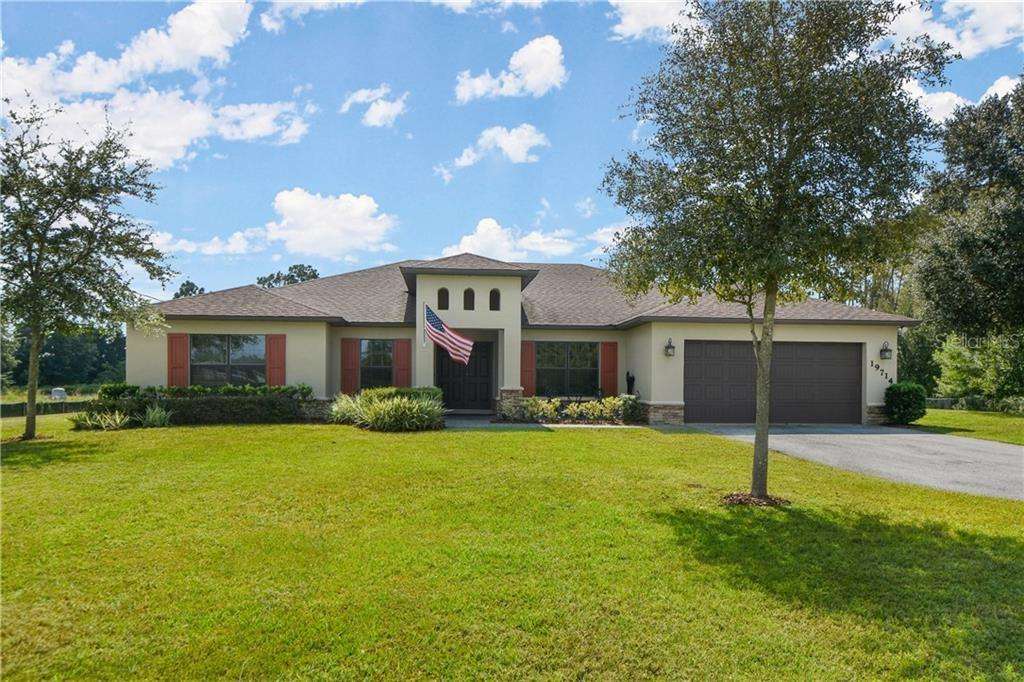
[167,333,189,387]
[392,339,412,387]
[341,338,360,394]
[266,334,286,386]
[521,340,536,397]
[600,341,618,397]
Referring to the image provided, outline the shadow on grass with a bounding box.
[1,437,103,468]
[655,505,1024,677]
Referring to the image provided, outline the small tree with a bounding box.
[173,280,205,299]
[1,100,174,439]
[257,263,319,288]
[602,0,949,499]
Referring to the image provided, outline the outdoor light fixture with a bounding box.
[879,341,893,360]
[664,338,676,357]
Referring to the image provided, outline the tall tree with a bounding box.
[917,80,1024,336]
[257,263,319,288]
[173,279,205,299]
[602,0,949,499]
[1,100,173,439]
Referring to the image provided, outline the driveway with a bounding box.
[700,424,1024,500]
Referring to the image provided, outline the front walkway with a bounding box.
[701,424,1024,500]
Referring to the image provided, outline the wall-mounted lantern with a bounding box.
[879,341,893,360]
[664,338,676,357]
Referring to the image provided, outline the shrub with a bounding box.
[885,382,927,424]
[92,394,305,426]
[98,383,141,400]
[520,397,561,423]
[141,404,172,428]
[619,394,643,423]
[995,396,1024,414]
[68,411,103,430]
[329,394,363,424]
[359,386,443,404]
[357,396,444,432]
[139,383,314,401]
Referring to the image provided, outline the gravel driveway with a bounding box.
[700,424,1024,500]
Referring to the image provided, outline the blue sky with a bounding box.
[3,1,1021,299]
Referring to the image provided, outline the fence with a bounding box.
[1,400,94,418]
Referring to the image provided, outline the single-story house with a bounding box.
[126,253,915,424]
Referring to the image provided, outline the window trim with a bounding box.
[534,341,601,399]
[463,287,475,310]
[189,333,267,387]
[489,288,500,311]
[437,287,449,310]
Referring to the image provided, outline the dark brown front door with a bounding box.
[684,341,862,423]
[435,342,493,410]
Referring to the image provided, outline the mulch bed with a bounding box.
[722,492,791,507]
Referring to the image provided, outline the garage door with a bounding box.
[684,341,862,423]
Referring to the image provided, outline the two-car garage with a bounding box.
[683,340,863,423]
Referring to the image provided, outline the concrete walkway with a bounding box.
[700,424,1024,500]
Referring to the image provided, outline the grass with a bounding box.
[914,408,1024,446]
[3,415,1022,679]
[1,387,98,404]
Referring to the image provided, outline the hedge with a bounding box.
[499,395,643,424]
[358,386,443,403]
[97,382,314,401]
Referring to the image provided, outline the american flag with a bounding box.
[424,304,473,365]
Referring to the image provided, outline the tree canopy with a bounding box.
[257,264,319,288]
[173,280,206,299]
[602,0,950,498]
[1,100,173,437]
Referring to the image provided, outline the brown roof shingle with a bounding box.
[156,256,918,327]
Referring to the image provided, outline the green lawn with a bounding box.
[3,416,1022,679]
[914,408,1024,446]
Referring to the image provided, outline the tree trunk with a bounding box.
[23,324,42,440]
[751,282,778,499]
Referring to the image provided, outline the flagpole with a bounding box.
[422,302,428,348]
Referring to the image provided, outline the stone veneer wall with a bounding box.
[643,402,685,426]
[497,388,524,417]
[865,404,887,425]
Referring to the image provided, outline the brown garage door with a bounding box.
[684,341,862,423]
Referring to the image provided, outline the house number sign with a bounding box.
[870,360,894,385]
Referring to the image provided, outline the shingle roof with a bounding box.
[153,284,336,320]
[156,255,918,327]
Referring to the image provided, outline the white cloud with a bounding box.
[264,188,398,259]
[32,90,309,169]
[981,75,1020,100]
[904,73,1018,123]
[903,79,968,123]
[362,93,409,127]
[452,123,549,170]
[586,222,626,257]
[339,83,409,127]
[200,228,266,255]
[501,20,518,33]
[575,197,597,219]
[442,217,577,260]
[432,0,546,14]
[292,82,314,97]
[455,35,567,103]
[260,1,363,33]
[151,231,199,254]
[150,227,265,257]
[433,164,454,184]
[608,0,687,42]
[888,0,1024,60]
[25,1,253,97]
[2,2,311,168]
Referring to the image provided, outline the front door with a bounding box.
[435,341,493,410]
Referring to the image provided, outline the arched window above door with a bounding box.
[463,288,475,310]
[489,288,500,311]
[437,288,449,310]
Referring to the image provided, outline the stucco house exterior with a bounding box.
[126,253,915,424]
